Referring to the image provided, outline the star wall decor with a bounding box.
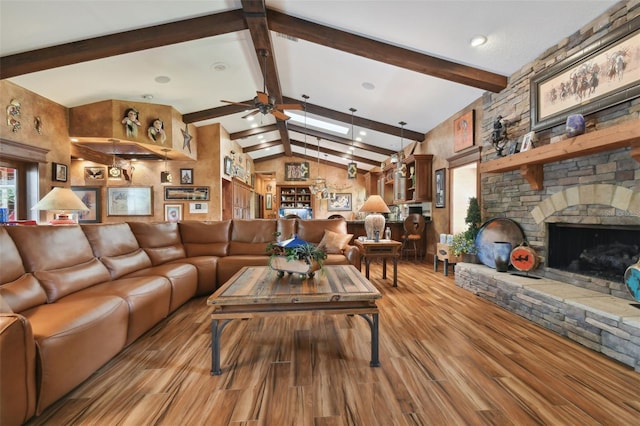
[181,124,192,153]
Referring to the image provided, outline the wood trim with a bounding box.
[447,145,482,168]
[0,139,49,163]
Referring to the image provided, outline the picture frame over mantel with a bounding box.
[530,19,640,131]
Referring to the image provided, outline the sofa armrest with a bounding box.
[344,246,361,271]
[0,313,36,426]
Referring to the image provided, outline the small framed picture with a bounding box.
[180,168,193,184]
[84,166,106,182]
[164,204,183,223]
[508,140,521,155]
[265,193,273,210]
[521,132,536,152]
[224,156,233,176]
[52,162,68,182]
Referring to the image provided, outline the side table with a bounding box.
[354,239,402,287]
[434,243,462,276]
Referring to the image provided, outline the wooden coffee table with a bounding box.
[206,265,382,375]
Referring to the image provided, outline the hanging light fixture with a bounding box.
[160,148,172,183]
[108,139,122,180]
[310,137,327,198]
[394,121,407,201]
[347,107,357,179]
[302,94,309,159]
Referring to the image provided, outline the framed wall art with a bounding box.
[52,162,67,182]
[84,166,106,182]
[435,168,446,208]
[71,186,101,223]
[265,193,273,210]
[107,186,153,216]
[164,186,210,201]
[180,168,193,184]
[530,21,640,131]
[453,110,474,152]
[224,156,233,176]
[284,162,309,181]
[164,204,183,223]
[328,193,352,211]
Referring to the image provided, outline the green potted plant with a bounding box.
[451,197,481,262]
[267,232,327,278]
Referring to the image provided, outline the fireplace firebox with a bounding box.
[547,223,640,282]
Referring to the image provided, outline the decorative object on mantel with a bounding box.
[509,241,539,272]
[491,115,508,156]
[268,233,326,279]
[565,114,585,137]
[624,259,640,303]
[359,195,390,241]
[6,98,21,132]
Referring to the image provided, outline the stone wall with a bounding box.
[479,1,640,275]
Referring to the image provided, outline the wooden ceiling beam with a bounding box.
[289,139,379,166]
[183,102,252,124]
[230,124,279,140]
[242,140,282,153]
[287,124,394,157]
[241,0,292,156]
[268,9,507,93]
[0,10,247,79]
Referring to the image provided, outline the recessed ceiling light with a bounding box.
[211,62,228,72]
[362,82,375,90]
[154,75,171,84]
[470,35,487,47]
[142,94,154,100]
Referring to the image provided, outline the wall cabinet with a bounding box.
[233,179,252,219]
[278,186,313,209]
[404,154,433,203]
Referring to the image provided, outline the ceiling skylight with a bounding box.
[287,112,349,135]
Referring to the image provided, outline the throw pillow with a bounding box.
[318,229,353,254]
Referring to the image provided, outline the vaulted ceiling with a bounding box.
[0,0,617,172]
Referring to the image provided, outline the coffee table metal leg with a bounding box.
[211,319,232,375]
[358,313,380,367]
[364,257,371,279]
[393,257,398,287]
[382,258,387,279]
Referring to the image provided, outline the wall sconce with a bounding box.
[31,187,89,224]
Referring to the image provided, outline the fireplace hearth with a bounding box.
[547,223,640,282]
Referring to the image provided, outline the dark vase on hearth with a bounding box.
[493,242,512,272]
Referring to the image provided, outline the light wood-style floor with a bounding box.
[28,262,640,426]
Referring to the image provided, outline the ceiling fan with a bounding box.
[221,49,301,121]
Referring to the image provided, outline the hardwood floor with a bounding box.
[28,262,640,425]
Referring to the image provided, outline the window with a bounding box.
[0,166,16,221]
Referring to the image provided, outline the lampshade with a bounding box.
[32,187,89,224]
[359,195,390,241]
[359,195,390,214]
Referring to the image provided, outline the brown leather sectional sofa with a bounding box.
[0,218,359,426]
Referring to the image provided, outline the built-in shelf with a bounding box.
[479,119,640,190]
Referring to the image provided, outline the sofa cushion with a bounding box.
[6,225,95,272]
[100,249,153,280]
[318,229,354,254]
[0,228,47,313]
[35,258,111,303]
[179,220,230,257]
[229,219,276,256]
[128,222,186,265]
[276,218,297,241]
[296,219,348,244]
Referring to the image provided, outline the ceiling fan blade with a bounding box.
[220,100,253,107]
[256,91,269,105]
[271,109,290,121]
[275,103,302,110]
[241,109,261,119]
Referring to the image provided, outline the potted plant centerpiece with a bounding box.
[450,197,481,263]
[267,232,327,278]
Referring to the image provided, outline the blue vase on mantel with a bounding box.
[566,114,585,137]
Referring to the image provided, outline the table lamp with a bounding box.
[359,195,390,240]
[31,187,89,224]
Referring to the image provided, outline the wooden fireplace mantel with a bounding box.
[478,119,640,190]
